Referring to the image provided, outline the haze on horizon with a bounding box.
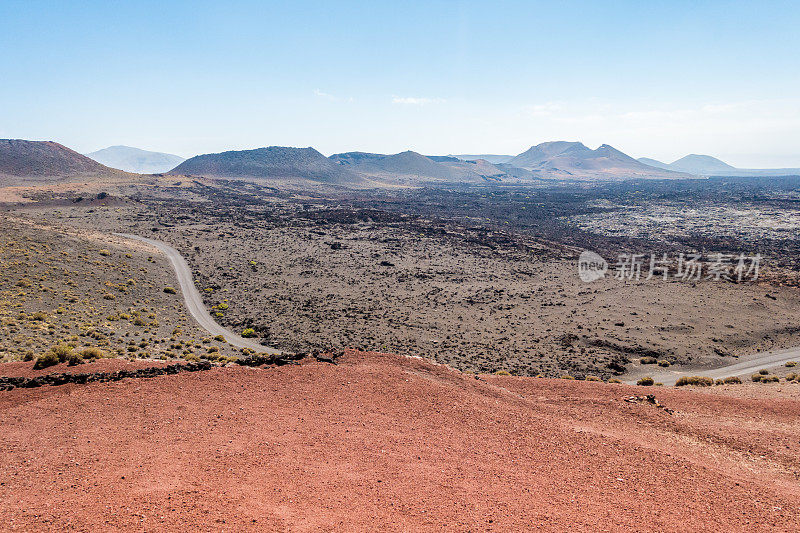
[1,0,799,168]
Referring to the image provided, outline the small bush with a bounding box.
[214,335,225,342]
[637,376,654,386]
[559,375,575,380]
[493,370,511,376]
[241,328,256,338]
[30,311,48,321]
[723,376,742,384]
[675,376,713,387]
[217,303,229,310]
[762,375,780,383]
[751,373,763,382]
[98,249,111,256]
[585,375,601,381]
[80,347,107,360]
[163,287,177,294]
[785,361,797,368]
[33,351,60,369]
[759,369,769,375]
[640,357,657,365]
[784,372,797,382]
[608,378,622,384]
[657,360,671,367]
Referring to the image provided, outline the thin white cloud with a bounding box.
[314,89,354,102]
[391,96,446,106]
[524,102,562,116]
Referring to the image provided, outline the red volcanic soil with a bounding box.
[1,350,799,531]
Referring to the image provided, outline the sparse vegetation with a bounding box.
[640,357,657,365]
[164,286,177,294]
[241,328,256,338]
[637,377,654,386]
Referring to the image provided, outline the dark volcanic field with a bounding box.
[19,176,800,378]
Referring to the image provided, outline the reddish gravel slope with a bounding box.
[1,350,798,531]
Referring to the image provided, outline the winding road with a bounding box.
[626,346,800,386]
[113,233,281,354]
[115,233,797,383]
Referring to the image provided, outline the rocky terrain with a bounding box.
[22,179,800,380]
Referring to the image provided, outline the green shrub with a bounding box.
[637,376,654,386]
[675,376,713,387]
[241,328,256,338]
[33,351,60,369]
[640,357,657,365]
[217,303,229,310]
[79,347,107,360]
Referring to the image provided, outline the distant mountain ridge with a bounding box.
[0,139,123,183]
[169,146,360,184]
[636,154,800,177]
[85,145,184,174]
[330,150,508,184]
[450,154,514,164]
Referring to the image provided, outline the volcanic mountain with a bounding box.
[330,150,508,184]
[169,146,360,184]
[86,145,184,174]
[509,141,684,180]
[0,139,124,184]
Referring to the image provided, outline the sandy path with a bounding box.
[114,233,281,354]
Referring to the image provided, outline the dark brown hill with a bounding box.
[170,146,360,184]
[0,139,121,182]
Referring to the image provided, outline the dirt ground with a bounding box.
[1,350,798,531]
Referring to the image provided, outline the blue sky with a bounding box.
[1,0,799,166]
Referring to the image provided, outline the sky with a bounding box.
[1,0,799,167]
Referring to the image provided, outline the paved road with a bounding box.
[625,346,800,386]
[113,233,281,354]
